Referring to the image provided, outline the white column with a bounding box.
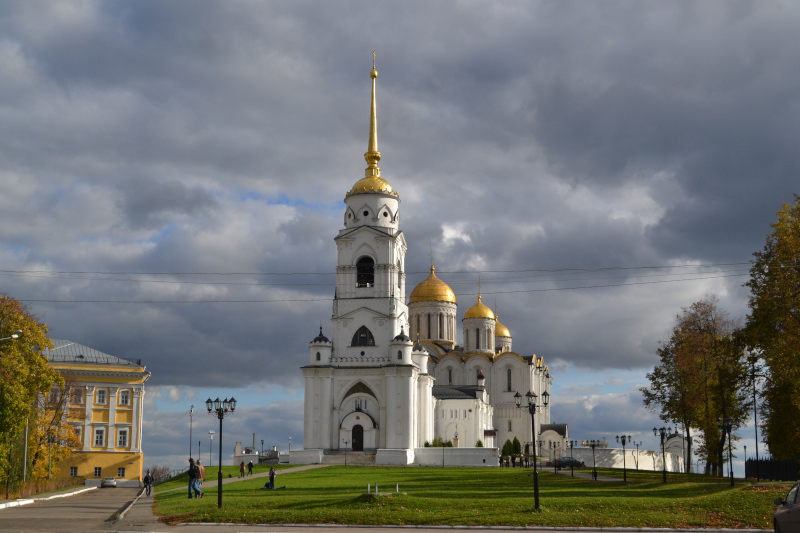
[83,386,94,450]
[107,387,118,450]
[131,388,142,451]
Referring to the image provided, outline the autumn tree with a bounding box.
[641,296,750,475]
[745,195,800,461]
[0,295,61,488]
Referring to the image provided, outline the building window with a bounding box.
[70,387,83,404]
[48,387,59,405]
[118,467,126,478]
[416,315,420,336]
[118,428,128,447]
[119,390,130,405]
[439,314,444,338]
[70,467,78,477]
[508,420,512,431]
[356,257,375,287]
[96,389,107,404]
[94,428,105,447]
[476,329,480,349]
[351,326,375,346]
[464,410,467,419]
[427,314,431,339]
[507,368,512,392]
[94,467,102,477]
[74,426,82,442]
[448,369,452,385]
[397,350,402,360]
[316,352,321,361]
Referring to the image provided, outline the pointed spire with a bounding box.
[364,51,381,178]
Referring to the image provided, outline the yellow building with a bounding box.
[43,339,151,487]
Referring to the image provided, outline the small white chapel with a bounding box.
[298,58,562,466]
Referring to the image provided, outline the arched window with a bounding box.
[448,368,452,385]
[316,352,321,361]
[506,368,512,391]
[439,314,444,339]
[476,329,480,350]
[356,257,374,287]
[351,326,375,346]
[397,350,402,360]
[427,314,431,339]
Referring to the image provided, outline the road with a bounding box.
[0,487,139,532]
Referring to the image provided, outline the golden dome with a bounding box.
[464,294,495,320]
[409,265,456,304]
[347,176,395,196]
[495,316,511,338]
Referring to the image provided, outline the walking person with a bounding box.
[187,458,197,499]
[248,460,254,476]
[239,460,245,478]
[143,470,154,497]
[196,459,205,493]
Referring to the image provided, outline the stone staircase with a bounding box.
[321,451,376,466]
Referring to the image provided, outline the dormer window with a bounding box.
[356,257,374,287]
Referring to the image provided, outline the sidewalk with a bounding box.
[0,485,98,510]
[155,463,329,494]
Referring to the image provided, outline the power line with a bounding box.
[16,272,749,304]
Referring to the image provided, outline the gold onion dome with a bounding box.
[464,294,495,320]
[347,52,396,198]
[410,265,457,304]
[495,317,511,338]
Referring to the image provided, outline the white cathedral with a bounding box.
[299,60,560,466]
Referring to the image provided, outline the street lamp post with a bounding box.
[261,439,264,464]
[206,397,237,509]
[585,440,602,480]
[750,362,761,481]
[616,435,632,482]
[567,440,577,477]
[634,441,642,470]
[344,440,349,466]
[209,430,215,466]
[654,426,671,483]
[189,405,194,459]
[718,417,736,487]
[514,389,549,510]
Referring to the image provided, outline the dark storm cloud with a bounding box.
[0,0,796,406]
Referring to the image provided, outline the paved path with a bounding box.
[155,463,329,494]
[553,468,625,482]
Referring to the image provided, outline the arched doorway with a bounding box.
[352,425,364,451]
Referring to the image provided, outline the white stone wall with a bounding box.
[413,447,499,467]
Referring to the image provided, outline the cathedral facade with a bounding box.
[300,61,554,464]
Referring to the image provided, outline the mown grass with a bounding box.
[155,464,292,492]
[153,465,789,528]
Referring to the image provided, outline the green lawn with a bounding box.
[153,465,789,528]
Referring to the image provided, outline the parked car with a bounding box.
[554,456,585,469]
[101,477,117,488]
[774,481,800,533]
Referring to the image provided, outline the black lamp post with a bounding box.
[615,435,632,482]
[567,440,577,477]
[206,396,236,509]
[750,362,761,481]
[653,426,671,483]
[261,439,264,464]
[515,389,549,510]
[344,440,349,466]
[585,439,602,480]
[189,405,194,459]
[718,417,736,487]
[634,441,642,470]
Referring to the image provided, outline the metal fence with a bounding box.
[745,458,798,481]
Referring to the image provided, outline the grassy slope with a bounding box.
[154,466,789,528]
[156,464,292,492]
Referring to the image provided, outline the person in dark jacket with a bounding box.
[261,466,285,490]
[188,459,196,499]
[143,470,154,497]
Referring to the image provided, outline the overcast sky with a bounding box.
[1,1,796,473]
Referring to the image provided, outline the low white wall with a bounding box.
[567,448,684,473]
[414,447,498,467]
[290,449,323,465]
[376,449,415,466]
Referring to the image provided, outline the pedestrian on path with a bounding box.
[239,461,245,478]
[248,460,254,475]
[143,470,153,497]
[187,459,197,499]
[196,459,205,491]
